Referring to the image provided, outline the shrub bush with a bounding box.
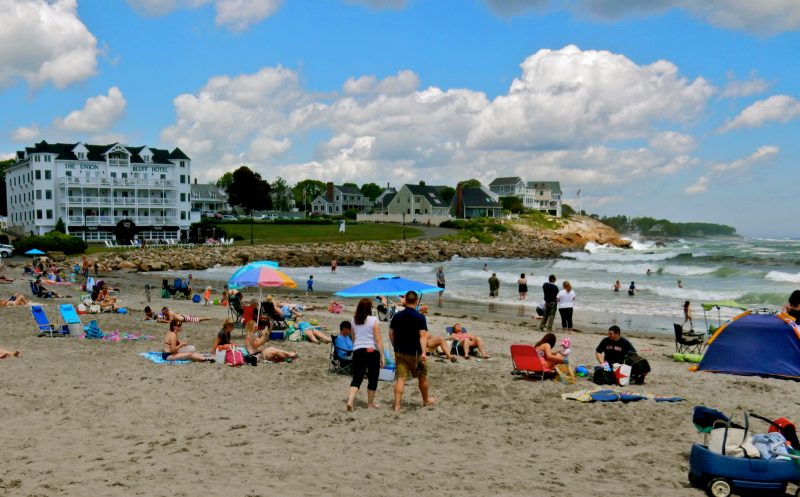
[13,232,88,255]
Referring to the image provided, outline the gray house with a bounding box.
[454,186,501,218]
[311,182,371,215]
[191,181,229,213]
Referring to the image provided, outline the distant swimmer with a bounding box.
[612,280,621,292]
[646,269,653,276]
[677,280,683,288]
[628,281,636,296]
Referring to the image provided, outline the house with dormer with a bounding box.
[489,176,562,216]
[310,182,371,215]
[385,184,450,219]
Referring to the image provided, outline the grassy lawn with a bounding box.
[221,223,424,244]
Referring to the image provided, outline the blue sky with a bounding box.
[2,0,799,237]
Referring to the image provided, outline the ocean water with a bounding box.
[185,237,800,335]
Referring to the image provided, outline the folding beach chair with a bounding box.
[31,305,67,337]
[329,333,353,375]
[510,344,553,381]
[445,326,480,358]
[674,323,704,355]
[30,281,54,299]
[262,302,288,330]
[59,304,84,335]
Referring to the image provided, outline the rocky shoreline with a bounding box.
[48,216,626,272]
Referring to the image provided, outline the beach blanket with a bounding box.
[561,388,685,403]
[139,351,191,364]
[668,353,703,363]
[82,331,155,341]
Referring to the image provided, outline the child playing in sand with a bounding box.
[306,275,314,296]
[558,337,572,364]
[144,284,151,304]
[203,286,212,306]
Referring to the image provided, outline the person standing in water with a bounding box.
[628,281,636,296]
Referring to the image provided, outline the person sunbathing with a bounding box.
[244,321,298,363]
[278,301,304,319]
[160,306,211,323]
[34,277,61,298]
[0,275,15,283]
[0,347,21,358]
[162,319,213,362]
[450,323,489,359]
[426,335,458,362]
[535,332,565,370]
[0,294,29,307]
[144,306,169,322]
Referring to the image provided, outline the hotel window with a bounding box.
[45,170,51,180]
[180,193,186,202]
[45,190,52,200]
[36,210,42,219]
[180,161,185,167]
[180,175,186,184]
[46,210,53,219]
[35,170,41,180]
[110,172,117,179]
[180,212,186,220]
[36,190,42,200]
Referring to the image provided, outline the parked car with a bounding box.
[221,215,237,221]
[0,244,14,258]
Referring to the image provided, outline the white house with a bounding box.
[311,183,371,215]
[6,141,194,243]
[489,176,562,216]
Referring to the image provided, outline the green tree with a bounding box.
[459,178,482,188]
[418,180,426,186]
[499,196,524,213]
[226,167,272,214]
[53,218,66,233]
[216,172,234,188]
[342,182,358,188]
[271,177,292,212]
[0,158,14,215]
[292,179,326,211]
[359,182,382,201]
[439,186,456,204]
[561,204,576,217]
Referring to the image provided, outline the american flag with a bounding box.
[576,189,581,196]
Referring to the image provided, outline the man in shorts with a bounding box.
[389,291,436,412]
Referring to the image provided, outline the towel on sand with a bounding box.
[561,388,684,403]
[139,351,190,364]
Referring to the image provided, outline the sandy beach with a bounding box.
[1,268,798,497]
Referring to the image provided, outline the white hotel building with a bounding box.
[6,141,195,243]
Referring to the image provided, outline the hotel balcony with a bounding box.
[58,177,177,188]
[67,215,175,226]
[59,196,179,206]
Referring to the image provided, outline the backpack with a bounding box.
[624,354,650,385]
[593,366,616,386]
[225,347,245,367]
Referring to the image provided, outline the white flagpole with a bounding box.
[577,188,582,215]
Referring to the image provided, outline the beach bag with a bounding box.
[224,346,245,367]
[624,354,650,385]
[593,366,616,385]
[613,363,632,386]
[160,288,170,298]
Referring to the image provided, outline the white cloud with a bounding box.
[343,70,419,96]
[126,0,282,31]
[0,0,99,90]
[686,146,778,195]
[11,123,40,142]
[720,73,770,98]
[483,0,800,35]
[54,87,127,133]
[0,152,15,161]
[718,95,800,132]
[466,45,714,149]
[648,131,697,155]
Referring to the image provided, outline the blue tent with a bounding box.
[696,312,800,379]
[334,274,441,298]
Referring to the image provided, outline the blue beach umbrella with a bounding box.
[25,248,46,255]
[334,274,442,298]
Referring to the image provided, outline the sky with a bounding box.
[1,0,799,237]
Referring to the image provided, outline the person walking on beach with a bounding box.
[557,281,575,333]
[436,267,445,304]
[389,291,435,412]
[488,273,500,298]
[518,273,528,300]
[81,256,90,279]
[346,298,385,411]
[306,275,314,296]
[539,274,558,332]
[682,301,694,331]
[331,259,337,273]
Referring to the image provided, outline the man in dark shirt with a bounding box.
[595,325,636,366]
[539,274,559,331]
[389,291,435,412]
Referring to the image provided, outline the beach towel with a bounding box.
[81,331,155,341]
[139,351,191,364]
[561,388,685,403]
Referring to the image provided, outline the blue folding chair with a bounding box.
[31,305,67,337]
[58,304,83,335]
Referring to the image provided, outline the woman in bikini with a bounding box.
[0,347,21,358]
[160,306,211,323]
[534,332,565,370]
[162,319,213,362]
[0,294,29,307]
[243,321,298,363]
[450,323,490,360]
